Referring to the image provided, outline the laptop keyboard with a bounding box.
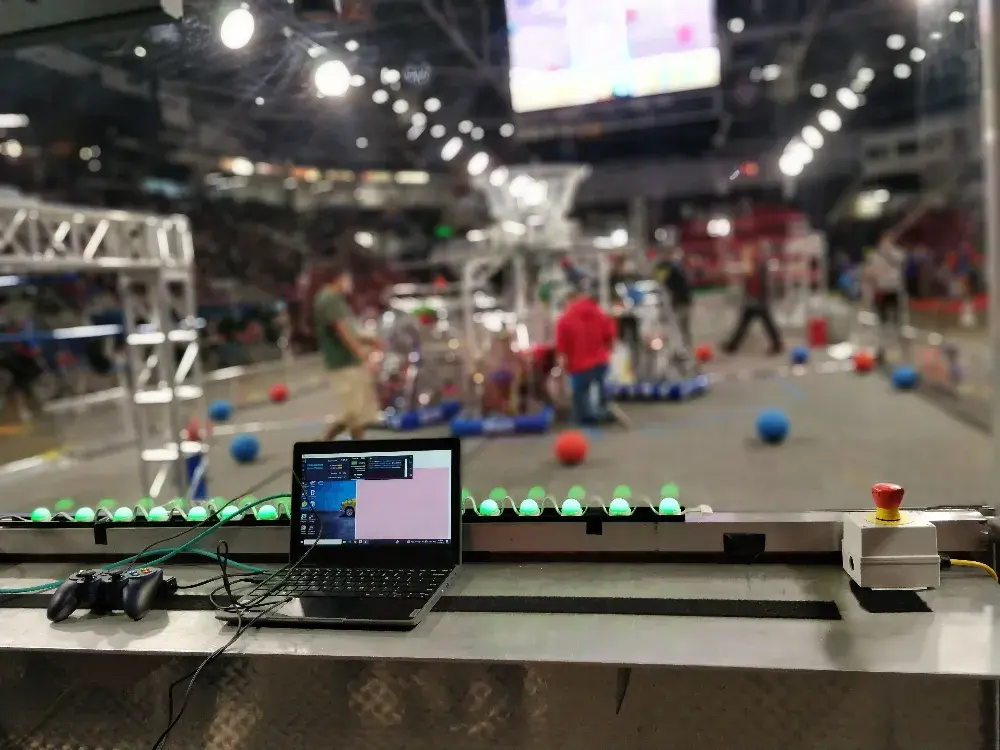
[271,568,451,599]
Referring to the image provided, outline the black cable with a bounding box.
[150,476,323,749]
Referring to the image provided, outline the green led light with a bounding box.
[187,506,208,522]
[30,507,51,522]
[219,505,240,521]
[257,504,278,521]
[136,497,154,510]
[567,485,587,501]
[527,485,546,501]
[612,485,632,500]
[560,498,583,516]
[479,498,501,516]
[488,487,508,502]
[113,507,134,522]
[239,495,258,509]
[658,498,681,515]
[660,482,679,500]
[148,506,170,522]
[73,507,95,523]
[166,497,186,509]
[462,488,472,501]
[97,497,117,510]
[518,498,541,516]
[608,497,631,516]
[53,498,75,512]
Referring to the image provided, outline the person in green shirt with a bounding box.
[313,261,379,440]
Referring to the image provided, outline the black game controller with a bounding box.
[47,567,177,623]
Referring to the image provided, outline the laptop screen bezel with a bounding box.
[291,437,462,568]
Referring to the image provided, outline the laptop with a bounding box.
[217,437,462,630]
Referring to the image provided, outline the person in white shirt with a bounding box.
[864,233,906,361]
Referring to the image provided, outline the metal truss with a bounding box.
[0,199,206,500]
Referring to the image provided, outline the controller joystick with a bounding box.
[46,566,176,623]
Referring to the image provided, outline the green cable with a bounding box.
[0,493,288,595]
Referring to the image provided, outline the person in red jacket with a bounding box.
[555,282,619,425]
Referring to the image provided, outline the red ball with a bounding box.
[553,430,588,466]
[694,343,713,363]
[853,351,875,374]
[269,383,290,403]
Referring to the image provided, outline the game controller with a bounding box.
[46,566,177,623]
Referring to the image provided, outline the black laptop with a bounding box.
[217,437,462,630]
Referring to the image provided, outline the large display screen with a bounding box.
[506,0,720,114]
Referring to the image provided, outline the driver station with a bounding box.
[0,1,997,749]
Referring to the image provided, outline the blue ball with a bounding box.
[208,399,233,423]
[891,365,919,391]
[755,409,790,445]
[790,345,810,366]
[229,434,260,464]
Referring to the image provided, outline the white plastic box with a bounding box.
[842,512,940,590]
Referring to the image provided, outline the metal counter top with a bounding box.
[1,562,998,677]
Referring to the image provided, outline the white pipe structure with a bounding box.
[0,198,205,500]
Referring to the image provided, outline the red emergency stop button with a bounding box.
[872,482,904,523]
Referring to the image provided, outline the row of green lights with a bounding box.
[462,483,682,517]
[30,496,289,523]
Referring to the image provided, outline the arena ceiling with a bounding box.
[0,0,982,182]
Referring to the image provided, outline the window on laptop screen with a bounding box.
[300,450,452,546]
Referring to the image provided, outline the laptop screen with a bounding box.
[299,449,452,547]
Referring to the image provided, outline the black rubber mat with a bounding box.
[849,580,931,613]
[1,593,842,620]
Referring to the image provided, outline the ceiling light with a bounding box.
[372,89,389,104]
[355,231,374,248]
[255,96,264,105]
[810,83,827,98]
[88,159,101,172]
[230,157,254,176]
[91,145,101,158]
[887,34,906,50]
[857,67,875,84]
[499,123,515,138]
[489,167,508,187]
[471,127,484,141]
[727,17,745,34]
[392,100,410,114]
[220,7,255,50]
[406,124,425,141]
[910,47,926,62]
[381,68,401,85]
[930,31,943,41]
[872,188,890,203]
[411,112,427,126]
[425,97,442,113]
[467,152,490,177]
[134,46,147,58]
[801,125,824,149]
[356,137,368,149]
[762,64,781,81]
[80,147,92,160]
[350,74,365,87]
[458,120,473,134]
[894,63,912,79]
[749,67,763,82]
[778,152,805,178]
[787,140,814,165]
[345,40,359,52]
[441,137,463,162]
[308,46,324,59]
[949,11,965,23]
[314,60,351,97]
[818,109,842,132]
[836,87,860,109]
[430,124,446,138]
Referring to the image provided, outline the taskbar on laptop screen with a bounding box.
[300,450,453,547]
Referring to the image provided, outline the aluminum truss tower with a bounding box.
[0,198,206,500]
